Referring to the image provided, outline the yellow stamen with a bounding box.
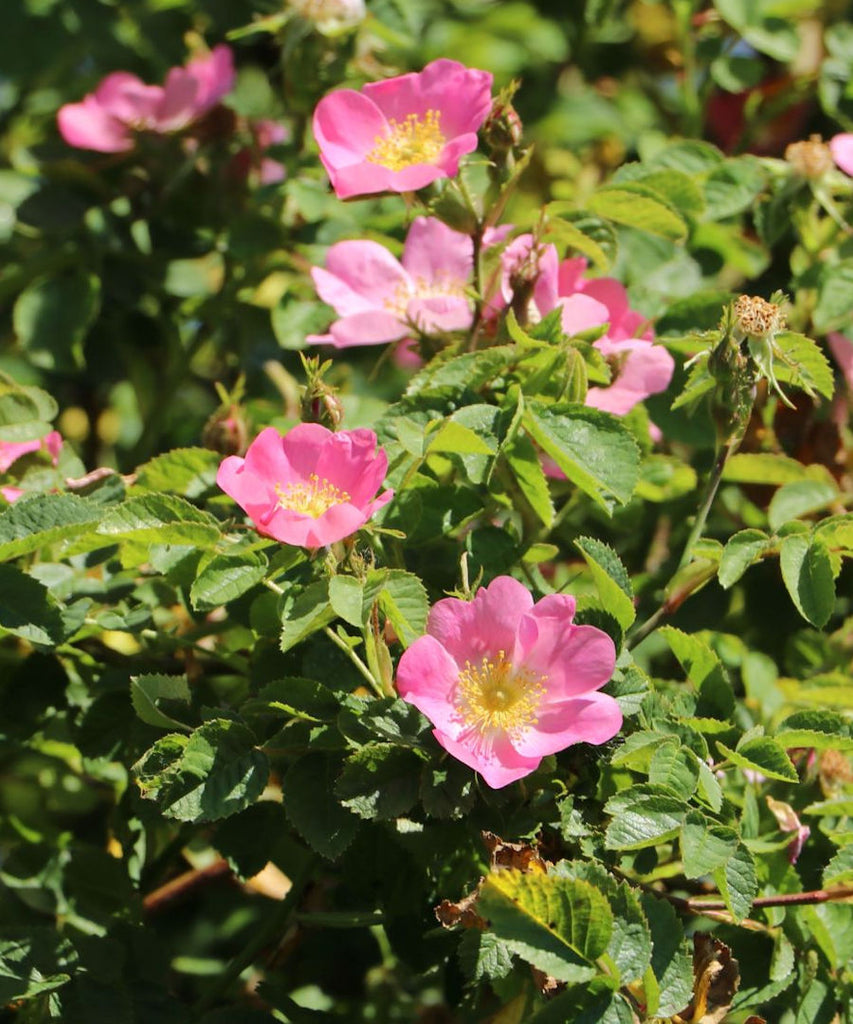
[455,650,545,740]
[275,473,350,518]
[382,274,466,317]
[366,110,445,171]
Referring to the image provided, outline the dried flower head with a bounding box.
[733,294,787,340]
[785,135,833,180]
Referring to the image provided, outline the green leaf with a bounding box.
[523,402,639,513]
[134,447,221,498]
[478,871,613,983]
[640,894,694,1017]
[280,580,335,652]
[457,930,514,984]
[779,533,836,627]
[190,550,269,611]
[0,929,76,1004]
[775,710,853,752]
[575,537,635,630]
[604,785,686,850]
[681,811,738,878]
[97,494,221,552]
[376,570,429,648]
[717,737,798,781]
[587,186,688,241]
[0,493,101,561]
[163,252,224,297]
[13,271,100,370]
[282,754,359,860]
[0,564,63,646]
[660,627,734,717]
[635,454,697,503]
[813,261,853,332]
[823,844,853,887]
[504,432,555,529]
[328,574,364,627]
[649,742,699,799]
[426,419,495,456]
[768,480,839,532]
[130,673,192,732]
[244,677,341,723]
[711,842,757,923]
[136,719,269,823]
[718,529,771,588]
[770,332,834,401]
[335,743,421,820]
[702,156,768,219]
[722,452,831,485]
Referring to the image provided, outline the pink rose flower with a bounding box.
[312,59,493,198]
[57,45,235,153]
[396,576,621,789]
[0,431,63,503]
[216,423,393,548]
[308,217,474,349]
[830,133,853,176]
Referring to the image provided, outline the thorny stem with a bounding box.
[676,884,853,914]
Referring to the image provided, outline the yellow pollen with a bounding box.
[275,473,350,518]
[455,650,546,739]
[382,274,466,318]
[366,110,445,171]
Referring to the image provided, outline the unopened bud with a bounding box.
[785,135,833,180]
[202,406,249,456]
[482,98,523,153]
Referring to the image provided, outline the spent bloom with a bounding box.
[396,576,620,788]
[308,217,474,349]
[312,59,493,198]
[216,423,392,548]
[0,432,63,503]
[57,45,235,153]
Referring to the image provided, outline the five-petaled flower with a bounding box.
[308,217,474,349]
[216,423,393,548]
[312,58,493,198]
[396,576,621,788]
[57,45,235,153]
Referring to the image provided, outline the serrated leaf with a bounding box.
[0,564,64,646]
[280,579,334,652]
[478,870,612,983]
[604,785,686,849]
[660,627,733,717]
[190,550,269,611]
[523,402,639,513]
[770,332,835,401]
[134,447,221,498]
[457,930,514,984]
[404,346,516,399]
[282,753,359,860]
[0,493,101,561]
[779,533,836,627]
[335,742,421,820]
[97,494,220,551]
[0,929,77,1004]
[328,574,363,627]
[768,480,838,532]
[575,536,635,630]
[376,570,429,648]
[504,432,554,529]
[130,673,192,732]
[640,894,694,1017]
[723,451,831,485]
[681,811,739,878]
[136,719,269,823]
[823,844,853,887]
[718,529,771,588]
[587,186,688,241]
[711,843,757,923]
[775,710,853,752]
[717,737,798,781]
[649,742,699,799]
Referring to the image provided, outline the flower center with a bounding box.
[366,110,445,171]
[383,274,466,319]
[275,474,350,518]
[455,650,546,739]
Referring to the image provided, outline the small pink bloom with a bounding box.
[216,423,393,548]
[57,45,235,153]
[308,217,474,349]
[0,431,63,504]
[312,59,493,198]
[396,576,621,788]
[766,796,810,864]
[830,133,853,177]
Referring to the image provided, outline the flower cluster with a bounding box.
[397,576,620,788]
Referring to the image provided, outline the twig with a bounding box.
[143,859,233,915]
[682,885,853,913]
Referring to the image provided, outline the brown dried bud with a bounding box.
[785,135,833,180]
[202,405,249,456]
[733,294,786,340]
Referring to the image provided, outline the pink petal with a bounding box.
[313,89,388,170]
[405,295,472,334]
[433,727,541,789]
[381,154,463,193]
[57,97,132,152]
[155,68,201,130]
[558,293,610,335]
[396,634,463,735]
[321,160,397,199]
[185,44,235,111]
[828,332,853,389]
[328,311,409,347]
[557,257,589,296]
[216,451,275,514]
[241,426,294,483]
[303,501,370,546]
[587,338,674,415]
[580,277,630,329]
[320,240,409,310]
[314,428,387,503]
[511,692,623,758]
[278,422,336,481]
[830,133,853,177]
[427,576,533,665]
[94,72,162,124]
[401,217,473,285]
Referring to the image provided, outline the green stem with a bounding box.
[323,626,384,698]
[673,0,702,137]
[677,441,731,571]
[191,861,312,1016]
